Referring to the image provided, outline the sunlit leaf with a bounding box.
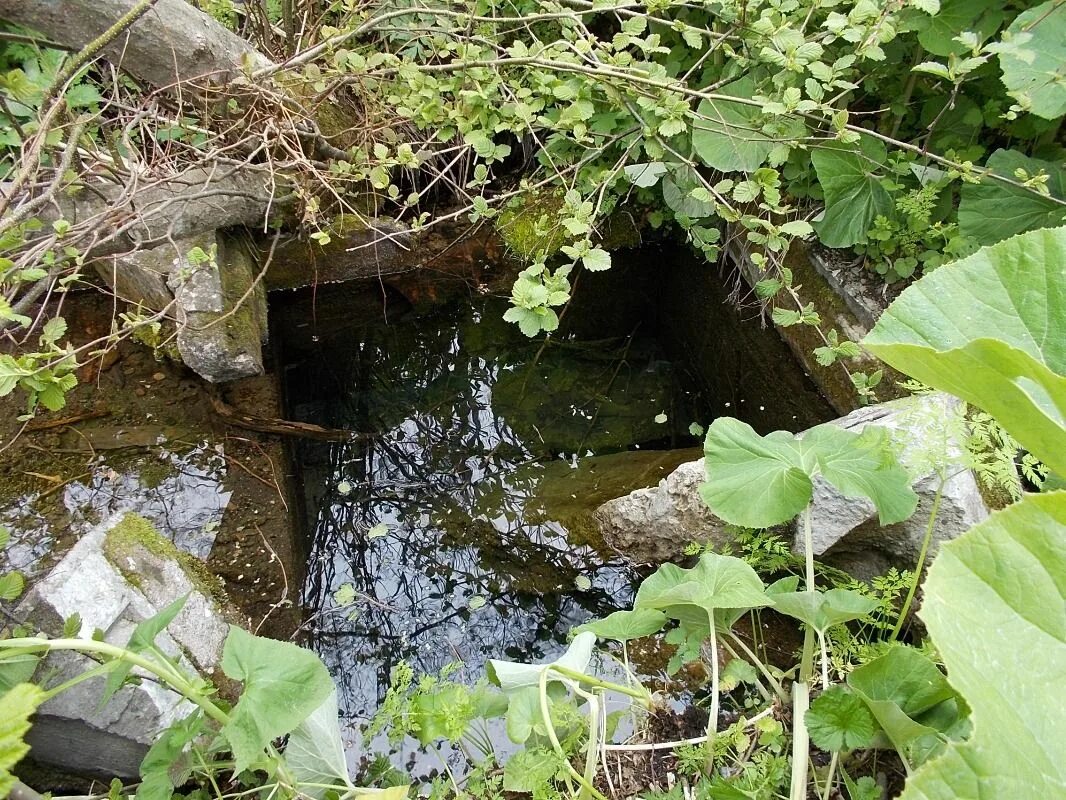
[863,226,1066,475]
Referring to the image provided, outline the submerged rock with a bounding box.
[595,459,733,564]
[595,393,991,579]
[16,514,231,779]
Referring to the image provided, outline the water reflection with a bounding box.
[277,289,701,744]
[0,446,229,575]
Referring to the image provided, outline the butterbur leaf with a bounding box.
[848,645,966,768]
[863,226,1066,475]
[575,609,667,642]
[901,492,1066,798]
[503,686,541,744]
[221,626,334,774]
[772,588,879,633]
[700,418,916,529]
[633,551,770,630]
[488,631,597,694]
[700,418,815,528]
[284,691,356,798]
[0,683,44,797]
[806,686,877,752]
[804,425,918,525]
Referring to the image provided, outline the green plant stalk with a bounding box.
[790,504,817,800]
[539,667,608,800]
[890,478,945,641]
[822,750,839,800]
[705,611,720,777]
[725,631,788,701]
[549,664,654,706]
[574,684,602,796]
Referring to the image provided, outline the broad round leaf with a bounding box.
[575,609,667,643]
[700,418,814,528]
[633,551,770,628]
[863,226,1066,476]
[807,686,877,752]
[487,631,597,693]
[901,492,1066,798]
[221,626,334,774]
[772,588,879,633]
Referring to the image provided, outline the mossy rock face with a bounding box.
[103,513,228,606]
[495,191,568,261]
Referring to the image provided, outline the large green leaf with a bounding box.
[862,226,1066,475]
[0,683,44,797]
[901,492,1066,798]
[284,691,355,798]
[574,609,667,643]
[633,552,770,629]
[700,418,917,529]
[804,424,919,526]
[700,418,814,528]
[487,631,597,694]
[220,626,334,775]
[995,0,1066,120]
[811,137,893,248]
[958,150,1066,245]
[916,0,1004,57]
[848,645,968,769]
[771,588,879,634]
[692,78,772,173]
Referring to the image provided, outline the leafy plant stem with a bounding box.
[890,478,945,641]
[817,630,830,690]
[789,677,811,800]
[1,638,219,712]
[725,631,787,701]
[549,664,653,706]
[822,750,839,800]
[705,611,720,777]
[790,503,817,800]
[539,667,608,800]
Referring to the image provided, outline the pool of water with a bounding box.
[271,274,710,767]
[270,246,836,773]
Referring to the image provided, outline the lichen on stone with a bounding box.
[103,513,227,603]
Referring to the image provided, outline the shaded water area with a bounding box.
[272,244,835,769]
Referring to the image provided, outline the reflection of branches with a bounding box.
[283,295,654,721]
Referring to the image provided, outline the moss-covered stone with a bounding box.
[103,513,227,605]
[495,190,568,261]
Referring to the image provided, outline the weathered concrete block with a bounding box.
[171,232,267,383]
[15,514,230,779]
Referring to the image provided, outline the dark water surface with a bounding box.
[270,248,834,771]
